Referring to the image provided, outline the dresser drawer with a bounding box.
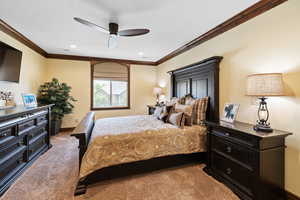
[28,132,48,160]
[211,152,255,197]
[0,146,26,186]
[0,137,26,158]
[36,115,47,125]
[28,124,47,142]
[0,126,17,146]
[211,128,258,148]
[211,135,256,170]
[18,120,36,135]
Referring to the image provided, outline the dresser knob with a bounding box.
[226,146,232,153]
[226,168,232,175]
[17,159,23,164]
[225,133,230,137]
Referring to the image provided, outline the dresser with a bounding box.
[0,105,52,196]
[205,121,292,200]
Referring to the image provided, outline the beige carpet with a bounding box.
[1,132,239,200]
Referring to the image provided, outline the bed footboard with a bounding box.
[71,112,95,167]
[71,112,95,195]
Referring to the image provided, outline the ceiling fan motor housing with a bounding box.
[109,23,118,35]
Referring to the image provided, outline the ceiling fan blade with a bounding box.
[118,29,150,37]
[74,17,109,34]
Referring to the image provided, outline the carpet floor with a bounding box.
[1,132,239,200]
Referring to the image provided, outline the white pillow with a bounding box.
[153,106,163,118]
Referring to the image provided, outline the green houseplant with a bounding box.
[37,78,76,135]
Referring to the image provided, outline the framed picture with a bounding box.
[22,93,37,108]
[221,103,239,123]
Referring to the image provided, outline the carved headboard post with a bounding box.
[169,71,175,98]
[167,56,223,122]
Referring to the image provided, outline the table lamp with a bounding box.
[153,87,162,106]
[246,73,284,132]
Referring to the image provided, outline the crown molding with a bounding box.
[46,54,157,66]
[156,0,287,65]
[0,18,47,56]
[0,0,287,66]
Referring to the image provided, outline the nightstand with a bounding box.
[205,121,292,200]
[147,105,156,115]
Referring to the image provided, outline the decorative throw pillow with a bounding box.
[167,112,185,128]
[185,96,196,105]
[168,97,179,105]
[174,103,193,126]
[192,97,209,125]
[153,106,163,118]
[178,97,186,104]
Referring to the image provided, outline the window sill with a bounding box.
[91,106,130,111]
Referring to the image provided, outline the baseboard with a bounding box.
[60,127,75,132]
[286,190,300,200]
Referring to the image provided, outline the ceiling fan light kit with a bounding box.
[108,34,118,49]
[74,17,150,49]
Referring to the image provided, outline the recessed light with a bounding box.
[70,44,77,49]
[138,52,144,56]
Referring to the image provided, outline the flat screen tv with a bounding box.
[0,41,22,83]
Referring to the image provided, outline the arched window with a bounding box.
[91,62,130,110]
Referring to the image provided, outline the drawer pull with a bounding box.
[17,159,23,164]
[226,146,232,153]
[225,133,230,137]
[226,168,232,175]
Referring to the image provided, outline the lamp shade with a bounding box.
[153,87,162,95]
[246,73,284,96]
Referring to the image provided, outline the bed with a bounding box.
[71,56,223,195]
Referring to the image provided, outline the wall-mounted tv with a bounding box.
[0,41,22,83]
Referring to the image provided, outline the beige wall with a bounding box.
[1,0,299,195]
[157,0,300,196]
[45,59,157,128]
[0,31,46,104]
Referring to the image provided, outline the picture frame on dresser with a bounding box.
[21,93,37,108]
[221,103,239,123]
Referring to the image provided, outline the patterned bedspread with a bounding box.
[79,115,207,178]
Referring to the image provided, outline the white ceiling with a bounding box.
[0,0,260,62]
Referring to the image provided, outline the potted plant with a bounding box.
[37,78,76,135]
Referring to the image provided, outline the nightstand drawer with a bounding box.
[211,135,256,169]
[211,129,258,148]
[211,152,254,197]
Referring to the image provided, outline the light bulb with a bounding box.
[108,34,118,49]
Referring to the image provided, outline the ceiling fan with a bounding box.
[74,17,150,49]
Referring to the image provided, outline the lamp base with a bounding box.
[253,124,273,133]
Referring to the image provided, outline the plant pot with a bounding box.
[51,119,62,136]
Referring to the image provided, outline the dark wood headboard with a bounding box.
[168,56,223,122]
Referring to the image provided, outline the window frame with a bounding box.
[90,61,130,110]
